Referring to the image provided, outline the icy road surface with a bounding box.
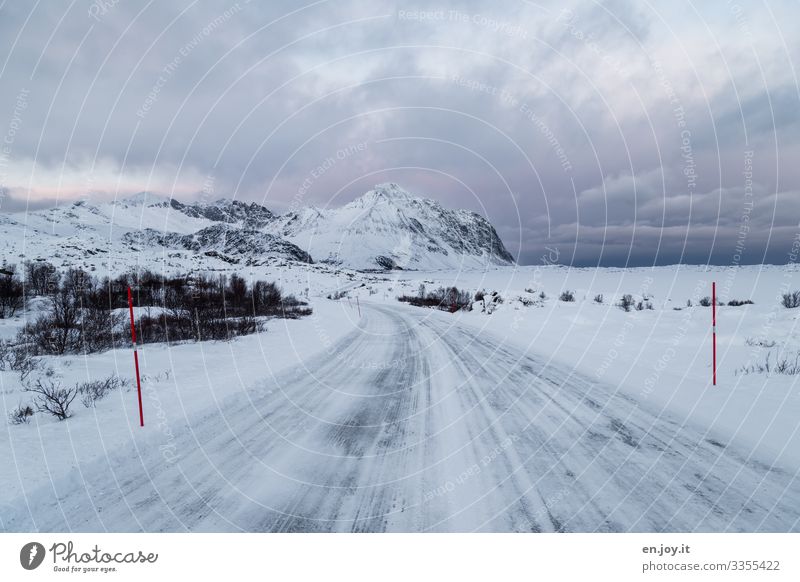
[4,304,799,532]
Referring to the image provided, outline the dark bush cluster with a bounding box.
[24,260,59,297]
[8,404,34,425]
[398,286,472,312]
[618,294,635,312]
[475,290,503,313]
[698,296,723,307]
[727,299,754,307]
[559,290,576,302]
[782,291,800,309]
[0,265,24,318]
[131,273,311,345]
[13,263,310,355]
[326,289,348,300]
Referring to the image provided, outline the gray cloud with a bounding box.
[0,0,798,265]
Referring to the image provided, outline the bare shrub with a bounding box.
[9,404,34,425]
[593,294,604,304]
[0,266,24,318]
[775,354,800,375]
[737,354,770,376]
[7,347,39,381]
[745,337,777,348]
[699,296,712,307]
[81,308,123,353]
[781,291,800,309]
[0,340,9,370]
[728,299,754,307]
[559,290,575,302]
[736,351,800,376]
[23,285,82,354]
[24,260,58,297]
[618,294,634,312]
[79,375,129,408]
[25,378,78,420]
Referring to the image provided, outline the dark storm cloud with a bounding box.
[0,0,798,265]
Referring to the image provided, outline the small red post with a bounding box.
[712,281,717,386]
[127,287,145,426]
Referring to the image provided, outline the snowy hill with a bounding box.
[0,192,306,270]
[268,183,515,270]
[11,192,213,236]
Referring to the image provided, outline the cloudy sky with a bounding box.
[0,0,798,266]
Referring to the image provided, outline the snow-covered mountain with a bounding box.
[124,225,312,265]
[0,192,300,270]
[0,185,514,271]
[169,198,275,229]
[268,183,515,270]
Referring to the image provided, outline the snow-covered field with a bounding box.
[2,263,800,531]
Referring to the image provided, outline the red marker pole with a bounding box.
[127,287,145,426]
[712,281,717,386]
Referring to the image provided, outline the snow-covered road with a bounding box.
[4,303,799,532]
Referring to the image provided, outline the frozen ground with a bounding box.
[2,264,800,531]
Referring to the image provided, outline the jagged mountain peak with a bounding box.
[345,183,437,212]
[168,197,275,228]
[269,184,515,270]
[356,182,413,201]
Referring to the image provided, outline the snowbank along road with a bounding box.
[3,303,799,532]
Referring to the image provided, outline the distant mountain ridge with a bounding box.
[169,198,275,229]
[0,185,514,271]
